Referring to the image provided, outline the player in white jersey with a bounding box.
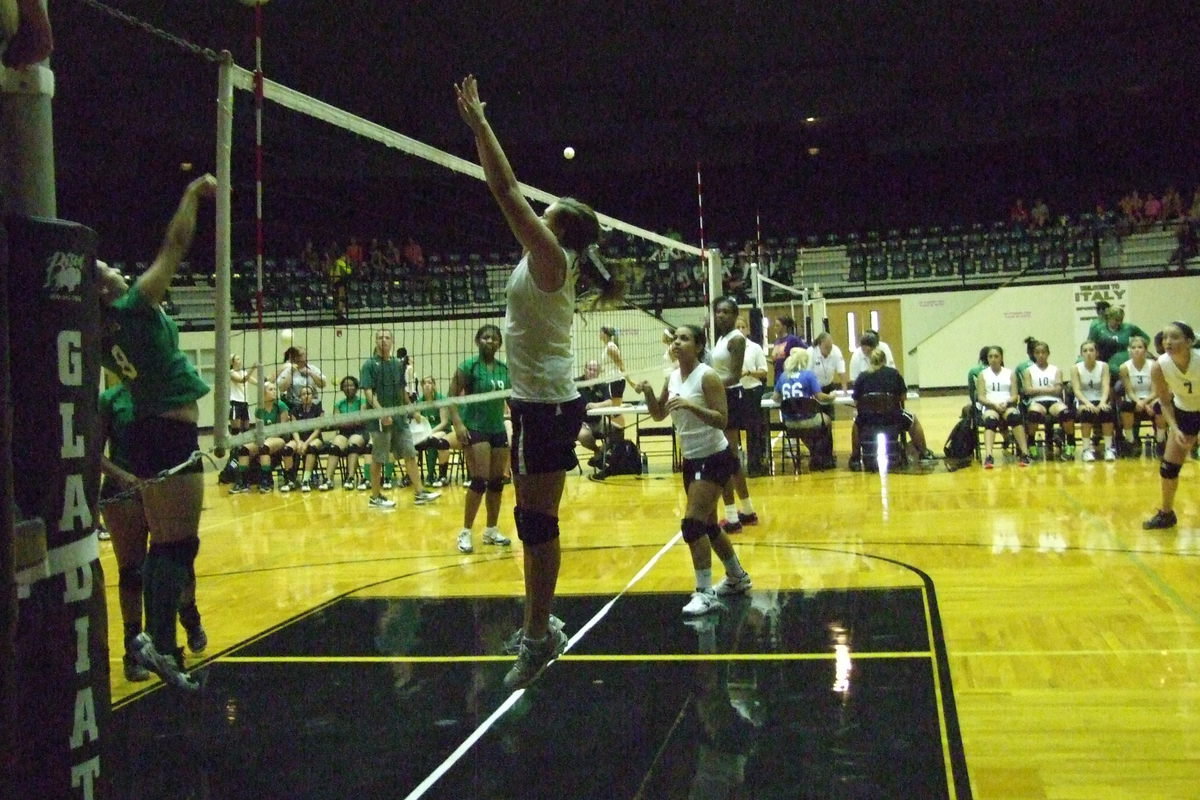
[1119,335,1164,457]
[1071,340,1116,462]
[709,297,758,530]
[1143,322,1200,529]
[975,346,1032,468]
[1020,341,1076,461]
[457,74,617,689]
[636,324,751,616]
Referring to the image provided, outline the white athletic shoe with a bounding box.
[368,495,396,509]
[414,490,441,505]
[1104,446,1117,462]
[482,527,511,546]
[457,529,473,553]
[1082,449,1097,463]
[713,571,752,596]
[682,588,724,617]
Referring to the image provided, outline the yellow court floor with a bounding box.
[101,396,1200,800]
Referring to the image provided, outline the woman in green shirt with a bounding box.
[451,324,513,554]
[97,174,215,691]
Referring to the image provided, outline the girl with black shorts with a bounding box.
[637,324,751,617]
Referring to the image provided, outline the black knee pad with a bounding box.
[282,444,296,459]
[233,444,251,458]
[118,565,143,592]
[514,507,559,545]
[468,477,488,494]
[1161,460,1183,479]
[705,522,722,540]
[984,416,1000,431]
[1025,408,1046,424]
[434,438,451,451]
[681,517,708,544]
[1003,408,1022,426]
[486,477,505,493]
[1057,407,1073,422]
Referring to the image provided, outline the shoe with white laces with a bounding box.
[1082,449,1097,463]
[414,490,441,505]
[713,571,752,596]
[503,628,569,690]
[382,479,393,490]
[319,479,333,491]
[279,480,294,493]
[129,633,200,692]
[682,588,724,617]
[1104,446,1117,462]
[368,494,396,510]
[457,529,473,553]
[300,481,312,493]
[503,615,565,656]
[357,480,370,491]
[482,527,511,546]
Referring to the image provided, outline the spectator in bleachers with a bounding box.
[345,237,364,268]
[976,346,1033,469]
[1071,340,1116,462]
[403,236,425,269]
[1161,186,1184,222]
[1009,198,1029,226]
[1143,193,1163,229]
[1030,199,1050,229]
[1119,191,1143,227]
[1167,217,1197,271]
[768,315,805,380]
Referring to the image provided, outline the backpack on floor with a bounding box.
[943,415,976,470]
[605,440,643,475]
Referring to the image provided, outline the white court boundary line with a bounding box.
[402,530,684,800]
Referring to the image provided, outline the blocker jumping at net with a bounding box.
[97,173,217,691]
[456,74,622,689]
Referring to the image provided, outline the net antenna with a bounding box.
[751,268,827,343]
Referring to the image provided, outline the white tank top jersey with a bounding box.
[504,248,580,403]
[598,340,622,380]
[709,329,743,383]
[230,373,247,404]
[1159,349,1200,412]
[668,363,729,460]
[981,367,1015,405]
[1075,361,1107,402]
[1025,363,1061,404]
[1124,359,1154,400]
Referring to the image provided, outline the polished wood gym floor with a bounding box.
[100,396,1199,799]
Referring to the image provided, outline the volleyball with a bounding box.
[279,328,293,344]
[563,146,575,160]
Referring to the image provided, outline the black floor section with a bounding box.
[109,588,969,799]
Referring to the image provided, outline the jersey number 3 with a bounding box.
[111,345,139,380]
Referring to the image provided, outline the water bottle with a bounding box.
[641,453,649,474]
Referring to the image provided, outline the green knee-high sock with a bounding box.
[144,543,193,656]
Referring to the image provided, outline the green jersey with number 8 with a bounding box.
[102,285,210,418]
